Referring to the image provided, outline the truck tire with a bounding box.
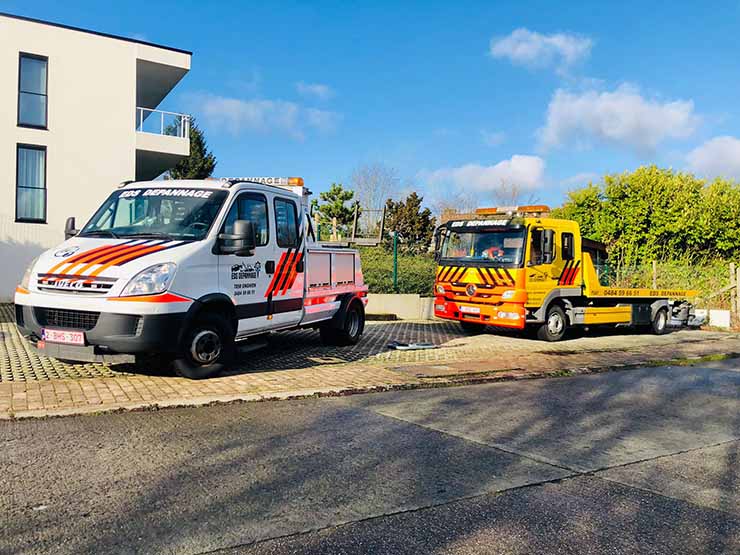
[459,321,487,334]
[320,300,365,346]
[651,307,669,335]
[174,313,235,379]
[537,305,567,342]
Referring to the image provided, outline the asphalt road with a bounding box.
[1,362,739,555]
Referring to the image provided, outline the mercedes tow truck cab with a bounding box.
[14,177,368,378]
[433,206,699,341]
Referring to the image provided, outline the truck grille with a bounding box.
[34,308,100,331]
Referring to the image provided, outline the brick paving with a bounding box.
[2,303,740,419]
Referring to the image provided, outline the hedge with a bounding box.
[359,247,436,295]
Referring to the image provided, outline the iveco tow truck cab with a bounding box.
[433,206,698,341]
[14,177,368,378]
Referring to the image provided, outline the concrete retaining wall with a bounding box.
[365,294,434,320]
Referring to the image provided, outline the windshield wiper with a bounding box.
[120,231,177,241]
[79,230,121,238]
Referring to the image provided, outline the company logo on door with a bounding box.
[231,262,261,280]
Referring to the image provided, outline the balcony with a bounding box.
[135,107,190,180]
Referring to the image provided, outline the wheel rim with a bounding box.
[656,311,667,331]
[347,309,360,338]
[190,330,222,364]
[547,312,564,335]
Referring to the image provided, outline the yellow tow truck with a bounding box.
[433,206,699,341]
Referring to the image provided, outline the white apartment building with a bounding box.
[0,12,192,300]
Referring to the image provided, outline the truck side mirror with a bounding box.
[233,220,256,257]
[64,217,78,240]
[217,220,256,257]
[543,229,555,264]
[433,228,444,262]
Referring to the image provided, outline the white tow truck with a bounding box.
[14,177,368,378]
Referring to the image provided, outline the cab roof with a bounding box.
[119,178,304,199]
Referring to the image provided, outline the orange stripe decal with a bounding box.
[264,252,288,297]
[281,252,303,295]
[277,250,299,296]
[15,285,29,295]
[108,292,191,303]
[47,244,120,274]
[64,242,148,275]
[89,244,168,277]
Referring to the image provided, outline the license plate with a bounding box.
[459,306,481,314]
[42,328,85,346]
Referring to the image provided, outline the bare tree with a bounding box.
[491,180,540,206]
[350,163,400,211]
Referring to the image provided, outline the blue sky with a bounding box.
[5,0,740,208]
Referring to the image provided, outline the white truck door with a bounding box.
[265,195,305,327]
[218,191,274,336]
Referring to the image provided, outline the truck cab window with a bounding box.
[274,198,299,247]
[562,232,574,260]
[530,230,543,265]
[223,194,269,246]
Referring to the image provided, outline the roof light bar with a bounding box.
[219,176,305,188]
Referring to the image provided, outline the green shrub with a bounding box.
[359,246,436,295]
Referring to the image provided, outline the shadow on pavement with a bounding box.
[2,365,739,554]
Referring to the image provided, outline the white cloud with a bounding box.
[480,130,506,147]
[560,172,599,186]
[490,28,592,74]
[687,136,740,179]
[188,93,340,140]
[423,155,545,192]
[538,84,699,153]
[295,81,335,101]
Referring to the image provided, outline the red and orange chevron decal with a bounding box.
[264,249,305,298]
[558,260,581,286]
[41,240,185,283]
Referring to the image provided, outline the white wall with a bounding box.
[0,16,188,300]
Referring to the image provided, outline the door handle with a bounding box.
[265,260,275,274]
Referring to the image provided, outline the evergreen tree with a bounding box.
[383,192,436,255]
[167,118,217,179]
[311,183,358,227]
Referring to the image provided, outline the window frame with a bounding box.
[17,52,49,130]
[15,143,48,224]
[561,232,575,261]
[221,191,270,247]
[273,197,300,248]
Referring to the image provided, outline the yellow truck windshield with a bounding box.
[441,229,525,266]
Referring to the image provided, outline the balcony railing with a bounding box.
[136,107,190,138]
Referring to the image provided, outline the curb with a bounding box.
[4,352,736,421]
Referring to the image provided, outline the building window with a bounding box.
[274,198,299,247]
[16,145,47,223]
[18,53,48,128]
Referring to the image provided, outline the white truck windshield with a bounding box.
[441,229,525,266]
[79,188,229,241]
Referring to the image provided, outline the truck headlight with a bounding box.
[20,256,40,289]
[436,284,445,295]
[121,263,177,297]
[502,289,516,300]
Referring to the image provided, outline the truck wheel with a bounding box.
[537,305,567,341]
[174,313,234,379]
[651,308,669,335]
[459,321,487,334]
[320,300,365,346]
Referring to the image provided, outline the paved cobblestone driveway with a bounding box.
[3,303,734,382]
[3,303,740,419]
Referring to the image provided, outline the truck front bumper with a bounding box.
[433,297,526,329]
[15,304,187,363]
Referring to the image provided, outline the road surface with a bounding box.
[2,361,739,554]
